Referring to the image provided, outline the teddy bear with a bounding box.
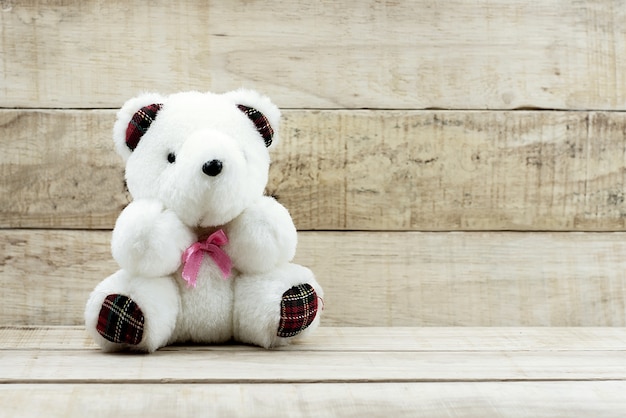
[84,89,323,352]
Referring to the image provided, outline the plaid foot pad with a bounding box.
[96,294,145,345]
[277,284,318,338]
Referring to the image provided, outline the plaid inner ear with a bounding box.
[237,104,274,147]
[125,103,163,151]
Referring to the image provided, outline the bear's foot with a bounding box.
[96,294,145,345]
[277,284,319,338]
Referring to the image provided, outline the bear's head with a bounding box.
[112,89,280,227]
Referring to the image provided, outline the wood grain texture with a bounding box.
[2,327,625,417]
[2,350,626,382]
[0,110,126,228]
[4,326,626,352]
[1,328,626,383]
[3,110,626,231]
[2,230,626,327]
[1,0,625,110]
[2,382,626,418]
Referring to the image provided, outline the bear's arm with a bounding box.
[111,199,196,277]
[224,196,297,274]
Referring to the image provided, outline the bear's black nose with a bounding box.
[202,159,223,177]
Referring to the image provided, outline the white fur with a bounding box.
[233,263,324,348]
[111,199,195,277]
[85,89,323,352]
[170,260,235,344]
[84,270,180,353]
[224,196,297,274]
[222,88,282,149]
[113,92,166,162]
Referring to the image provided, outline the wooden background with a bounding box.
[2,0,626,327]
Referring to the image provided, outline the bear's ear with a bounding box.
[113,93,166,161]
[223,89,281,148]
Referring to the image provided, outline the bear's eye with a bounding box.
[167,152,176,164]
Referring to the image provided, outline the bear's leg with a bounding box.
[233,263,323,348]
[84,270,180,353]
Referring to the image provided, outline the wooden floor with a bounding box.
[0,327,624,417]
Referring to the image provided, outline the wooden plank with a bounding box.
[0,110,127,229]
[1,382,625,418]
[3,326,626,352]
[1,1,625,110]
[2,230,626,327]
[3,110,626,231]
[2,348,625,382]
[2,328,625,416]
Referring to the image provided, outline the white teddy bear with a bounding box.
[85,89,323,352]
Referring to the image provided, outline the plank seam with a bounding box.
[2,107,626,113]
[2,378,626,385]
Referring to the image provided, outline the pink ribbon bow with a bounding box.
[181,229,232,288]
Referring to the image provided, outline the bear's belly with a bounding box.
[170,262,234,344]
